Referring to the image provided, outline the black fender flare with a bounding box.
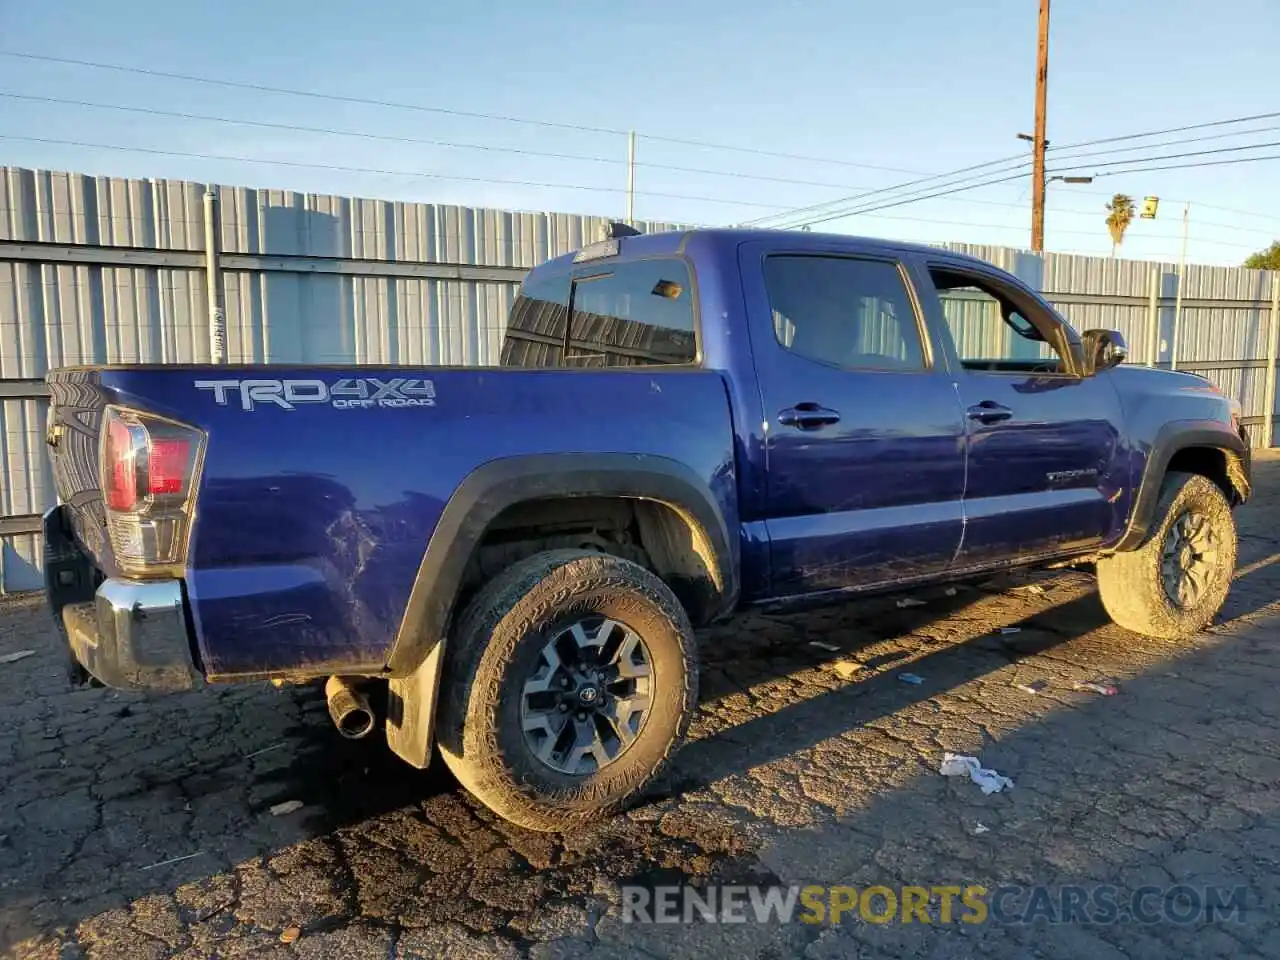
[386,452,738,677]
[382,453,738,768]
[1111,421,1250,553]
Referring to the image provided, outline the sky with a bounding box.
[1,0,1278,265]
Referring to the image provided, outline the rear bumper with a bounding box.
[43,506,203,692]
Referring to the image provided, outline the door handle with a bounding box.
[778,402,841,430]
[967,400,1013,424]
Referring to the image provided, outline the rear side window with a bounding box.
[567,259,696,367]
[501,258,697,368]
[502,270,572,367]
[764,255,926,371]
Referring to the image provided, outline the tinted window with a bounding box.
[764,256,925,370]
[929,268,1060,368]
[501,258,696,368]
[566,259,696,367]
[502,270,571,367]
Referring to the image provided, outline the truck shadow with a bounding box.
[6,571,1277,956]
[2,476,1278,953]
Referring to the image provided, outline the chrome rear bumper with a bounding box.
[44,506,202,692]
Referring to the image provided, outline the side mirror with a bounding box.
[1081,328,1127,375]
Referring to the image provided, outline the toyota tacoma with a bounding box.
[42,227,1251,830]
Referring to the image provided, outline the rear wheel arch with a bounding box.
[386,454,737,679]
[383,454,733,770]
[463,494,727,623]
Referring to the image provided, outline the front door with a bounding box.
[739,244,968,597]
[915,261,1127,568]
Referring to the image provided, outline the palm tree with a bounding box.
[1105,194,1135,258]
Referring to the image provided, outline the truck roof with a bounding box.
[536,227,996,275]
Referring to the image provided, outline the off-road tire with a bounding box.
[1097,471,1237,640]
[436,549,697,832]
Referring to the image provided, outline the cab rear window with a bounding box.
[502,258,696,368]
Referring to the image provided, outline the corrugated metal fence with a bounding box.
[2,165,1278,591]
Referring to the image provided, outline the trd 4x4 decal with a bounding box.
[195,377,436,411]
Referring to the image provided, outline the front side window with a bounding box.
[763,255,926,371]
[929,268,1064,371]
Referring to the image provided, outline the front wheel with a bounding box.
[1096,471,1238,640]
[436,549,697,832]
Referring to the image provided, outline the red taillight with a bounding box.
[99,406,205,577]
[104,416,140,510]
[148,438,192,495]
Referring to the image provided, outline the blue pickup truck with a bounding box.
[42,227,1250,831]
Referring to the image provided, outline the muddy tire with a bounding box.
[1096,471,1237,640]
[436,549,697,832]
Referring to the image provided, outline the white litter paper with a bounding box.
[939,753,1014,795]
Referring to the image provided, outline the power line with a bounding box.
[823,208,1256,246]
[0,134,792,209]
[782,148,1280,230]
[783,170,1037,228]
[767,128,1280,231]
[9,48,1278,234]
[1047,123,1280,163]
[1180,217,1280,236]
[1049,109,1280,152]
[808,121,1280,221]
[0,50,627,135]
[1085,153,1280,178]
[764,155,1046,230]
[1189,202,1280,228]
[5,91,1131,216]
[740,151,1032,227]
[1056,139,1280,173]
[635,132,920,174]
[0,91,871,189]
[0,49,926,175]
[756,108,1280,230]
[0,91,621,165]
[6,136,1262,251]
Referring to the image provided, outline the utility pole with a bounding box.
[202,185,226,364]
[1171,201,1190,371]
[1030,0,1051,252]
[625,131,636,225]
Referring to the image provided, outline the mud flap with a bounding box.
[385,641,444,769]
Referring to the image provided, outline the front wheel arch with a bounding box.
[1113,427,1249,554]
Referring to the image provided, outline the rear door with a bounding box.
[914,260,1127,567]
[739,242,967,596]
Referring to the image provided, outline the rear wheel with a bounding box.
[1096,471,1237,640]
[436,549,697,832]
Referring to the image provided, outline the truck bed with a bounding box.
[46,364,738,678]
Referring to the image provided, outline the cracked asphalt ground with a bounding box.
[4,457,1280,959]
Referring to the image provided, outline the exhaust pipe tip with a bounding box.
[324,675,376,740]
